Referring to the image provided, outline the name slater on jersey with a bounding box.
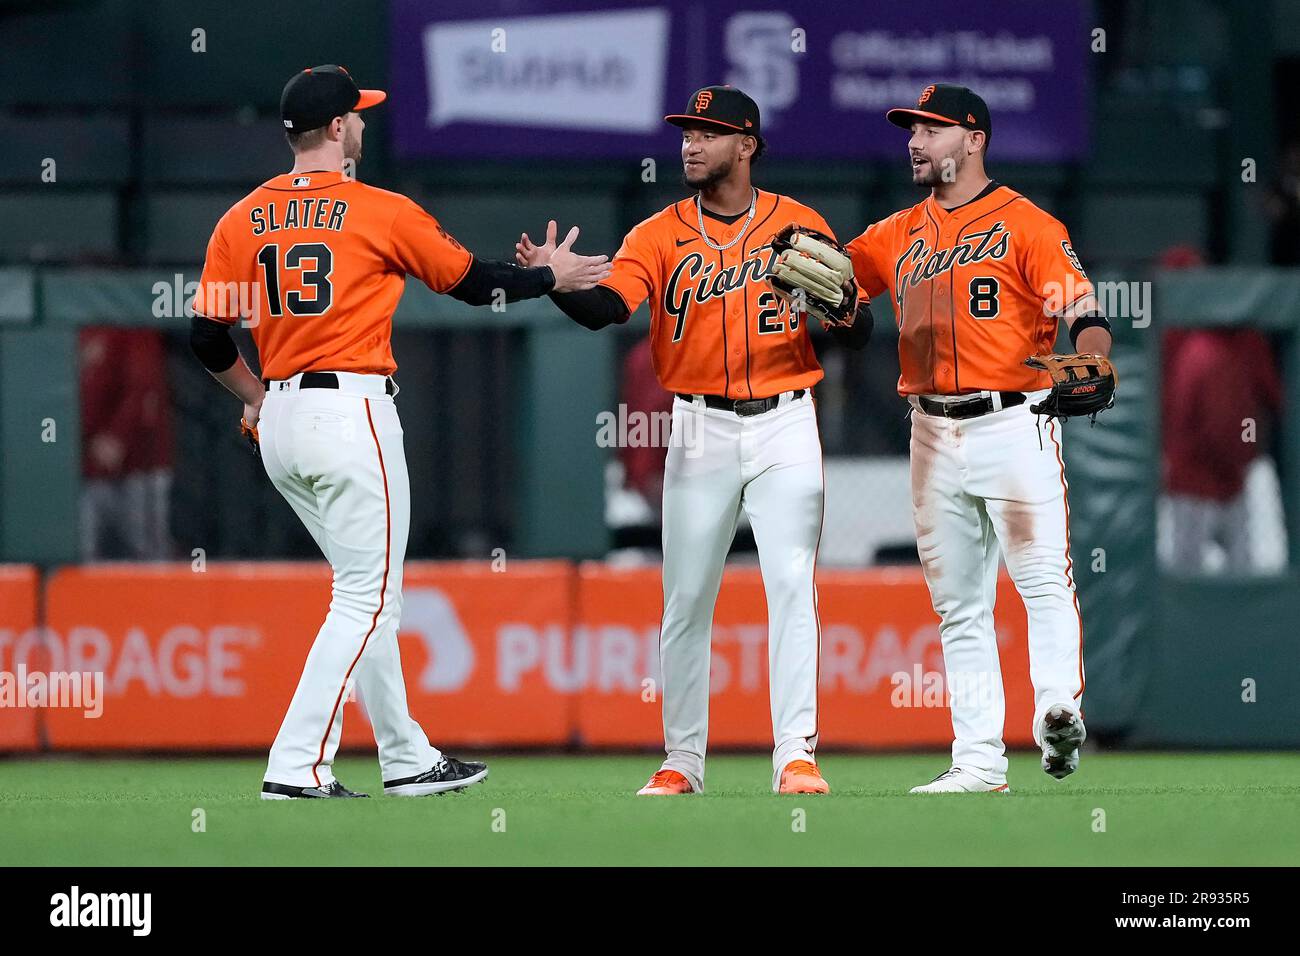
[664,246,780,329]
[894,221,1011,307]
[249,198,349,236]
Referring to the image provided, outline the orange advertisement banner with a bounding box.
[575,564,1034,748]
[394,561,575,746]
[26,560,1033,751]
[0,565,41,751]
[39,561,575,750]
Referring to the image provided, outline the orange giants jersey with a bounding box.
[846,183,1093,396]
[193,170,473,381]
[600,189,863,399]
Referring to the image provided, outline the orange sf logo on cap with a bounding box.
[695,90,713,112]
[918,84,935,106]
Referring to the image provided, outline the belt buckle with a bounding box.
[950,399,979,419]
[733,399,766,417]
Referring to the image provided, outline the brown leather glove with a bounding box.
[1023,353,1118,423]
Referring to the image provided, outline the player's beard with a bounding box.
[344,126,363,166]
[912,143,965,187]
[683,158,733,192]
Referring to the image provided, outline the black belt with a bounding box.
[676,389,806,417]
[264,371,396,395]
[916,391,1025,420]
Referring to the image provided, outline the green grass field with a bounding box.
[1,752,1297,866]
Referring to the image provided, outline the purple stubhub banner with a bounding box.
[389,0,1090,162]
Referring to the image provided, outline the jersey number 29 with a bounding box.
[257,242,334,316]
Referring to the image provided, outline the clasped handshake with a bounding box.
[515,220,612,293]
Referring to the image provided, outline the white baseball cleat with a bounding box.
[1039,705,1086,779]
[909,767,1011,794]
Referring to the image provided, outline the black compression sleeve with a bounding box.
[446,257,556,306]
[828,300,874,351]
[190,314,239,373]
[548,286,630,331]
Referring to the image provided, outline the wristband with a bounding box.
[1068,312,1111,348]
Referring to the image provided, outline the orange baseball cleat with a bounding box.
[636,769,694,795]
[779,760,830,794]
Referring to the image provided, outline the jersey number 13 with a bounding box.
[257,242,334,317]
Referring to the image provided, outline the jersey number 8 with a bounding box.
[257,242,334,317]
[968,276,1000,319]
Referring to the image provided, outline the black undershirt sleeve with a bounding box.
[828,300,874,351]
[548,286,630,331]
[189,314,240,373]
[446,257,556,306]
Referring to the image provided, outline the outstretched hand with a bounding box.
[515,220,557,268]
[516,220,611,292]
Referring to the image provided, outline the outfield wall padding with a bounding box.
[4,561,1035,752]
[0,565,41,751]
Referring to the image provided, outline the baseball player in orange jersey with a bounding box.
[847,84,1114,793]
[517,87,874,795]
[189,65,610,799]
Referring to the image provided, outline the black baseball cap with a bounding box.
[281,64,386,133]
[886,83,991,135]
[665,86,761,136]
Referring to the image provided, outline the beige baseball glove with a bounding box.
[768,223,858,328]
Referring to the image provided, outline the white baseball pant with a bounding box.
[909,389,1085,783]
[258,371,441,788]
[658,390,824,792]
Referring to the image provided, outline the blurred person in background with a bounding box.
[79,327,176,560]
[1160,246,1283,572]
[1264,141,1300,266]
[618,336,673,519]
[605,337,675,559]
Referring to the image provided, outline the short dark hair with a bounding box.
[749,134,767,165]
[284,111,354,152]
[285,126,330,152]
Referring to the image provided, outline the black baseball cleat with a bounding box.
[260,779,370,800]
[384,756,489,796]
[1040,705,1087,779]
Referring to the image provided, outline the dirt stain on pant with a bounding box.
[997,499,1037,558]
[910,418,938,538]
